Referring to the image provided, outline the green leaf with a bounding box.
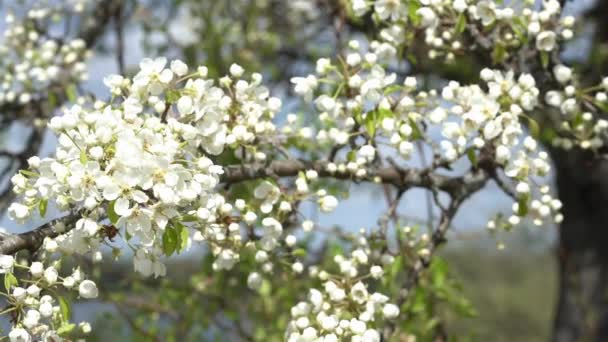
[521,115,540,139]
[383,85,403,95]
[107,200,119,225]
[292,248,307,257]
[408,0,421,25]
[79,150,87,165]
[48,92,58,109]
[430,257,449,287]
[174,221,189,253]
[364,111,377,137]
[492,45,507,64]
[456,13,467,34]
[57,323,76,335]
[4,273,17,292]
[540,51,550,69]
[466,148,478,168]
[162,227,178,256]
[347,150,356,162]
[259,279,272,297]
[39,199,48,218]
[377,108,394,120]
[408,118,423,140]
[517,195,529,216]
[66,84,78,102]
[19,170,39,178]
[181,214,198,222]
[59,296,71,321]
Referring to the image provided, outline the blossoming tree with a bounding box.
[0,0,605,340]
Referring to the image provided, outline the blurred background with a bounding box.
[0,0,607,341]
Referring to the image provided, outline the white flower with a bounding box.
[39,302,53,317]
[358,145,376,162]
[170,59,188,76]
[291,75,318,101]
[29,262,43,278]
[12,287,26,301]
[374,0,405,21]
[536,31,557,51]
[363,330,381,342]
[319,195,338,212]
[352,0,368,16]
[23,309,40,329]
[382,303,400,319]
[247,272,263,290]
[44,267,58,285]
[8,328,30,342]
[320,315,338,331]
[134,57,173,94]
[80,322,92,334]
[0,255,14,273]
[370,265,384,279]
[453,0,467,13]
[429,107,447,124]
[8,203,29,221]
[476,1,496,26]
[229,63,244,77]
[496,145,511,164]
[545,91,563,107]
[553,64,572,84]
[416,7,437,28]
[26,285,41,297]
[350,282,368,304]
[177,95,194,115]
[79,280,99,299]
[349,319,367,334]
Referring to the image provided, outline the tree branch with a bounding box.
[0,160,489,256]
[0,211,82,255]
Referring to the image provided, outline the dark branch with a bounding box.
[0,159,489,256]
[0,211,82,255]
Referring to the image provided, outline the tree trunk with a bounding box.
[552,149,608,341]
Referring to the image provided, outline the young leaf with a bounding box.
[162,227,178,256]
[456,13,467,34]
[466,148,478,168]
[408,118,423,140]
[365,111,377,137]
[57,323,76,335]
[521,114,540,139]
[66,84,78,102]
[79,150,87,165]
[107,200,119,225]
[39,199,48,218]
[173,221,189,253]
[383,84,403,95]
[59,296,71,321]
[292,248,307,257]
[408,0,421,25]
[517,195,529,216]
[4,273,17,292]
[20,170,39,178]
[540,51,550,69]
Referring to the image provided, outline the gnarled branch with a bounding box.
[0,159,489,256]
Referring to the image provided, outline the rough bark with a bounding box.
[552,148,608,341]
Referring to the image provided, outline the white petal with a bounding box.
[114,197,131,217]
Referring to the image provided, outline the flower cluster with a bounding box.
[285,251,399,342]
[8,58,273,278]
[544,66,608,150]
[350,0,574,63]
[0,256,96,341]
[0,4,91,106]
